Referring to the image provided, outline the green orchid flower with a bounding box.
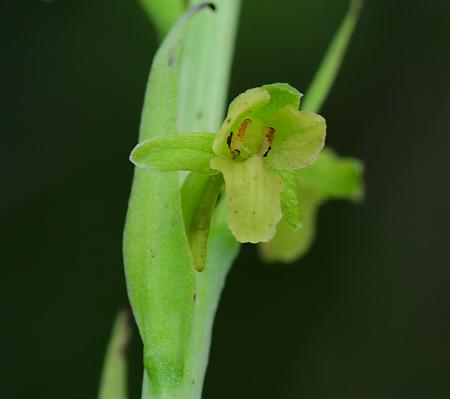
[259,148,364,262]
[130,83,326,244]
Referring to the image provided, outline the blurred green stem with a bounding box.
[97,309,131,399]
[302,0,363,113]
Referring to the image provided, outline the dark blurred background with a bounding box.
[1,0,449,398]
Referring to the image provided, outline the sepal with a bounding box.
[130,132,217,173]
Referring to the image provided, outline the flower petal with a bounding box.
[259,189,322,263]
[296,148,364,200]
[266,106,326,170]
[259,83,303,117]
[210,155,283,243]
[278,171,303,230]
[213,88,270,156]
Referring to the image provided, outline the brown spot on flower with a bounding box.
[266,127,275,145]
[237,119,251,140]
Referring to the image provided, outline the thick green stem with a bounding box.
[135,1,241,398]
[178,1,241,397]
[124,6,217,399]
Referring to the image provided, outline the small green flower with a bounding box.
[259,148,364,262]
[130,83,326,243]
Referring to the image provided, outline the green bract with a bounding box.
[130,83,326,243]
